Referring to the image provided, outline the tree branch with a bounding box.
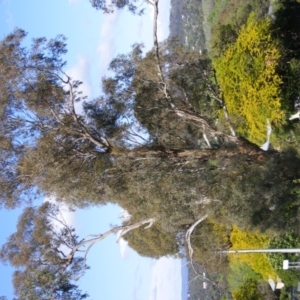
[186,215,208,259]
[65,218,156,266]
[147,0,236,143]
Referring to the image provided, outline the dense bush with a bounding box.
[267,233,300,285]
[214,14,284,145]
[229,226,277,280]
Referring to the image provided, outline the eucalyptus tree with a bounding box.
[0,27,237,210]
[0,29,127,208]
[0,201,155,299]
[89,0,147,14]
[1,26,300,229]
[0,202,89,299]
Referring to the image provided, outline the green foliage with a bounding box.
[14,270,89,300]
[267,233,300,285]
[232,278,264,300]
[123,222,179,258]
[214,14,285,145]
[228,262,262,292]
[208,0,231,26]
[0,202,88,299]
[276,269,300,287]
[279,288,293,300]
[131,41,216,148]
[208,0,269,51]
[209,0,269,57]
[211,24,238,56]
[189,219,231,274]
[19,133,111,207]
[268,233,300,269]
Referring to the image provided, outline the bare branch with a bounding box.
[66,80,113,152]
[186,214,208,259]
[185,215,215,288]
[65,218,156,266]
[173,109,237,142]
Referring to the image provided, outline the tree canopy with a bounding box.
[0,202,88,300]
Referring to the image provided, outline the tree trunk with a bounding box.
[113,137,270,160]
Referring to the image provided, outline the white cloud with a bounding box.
[97,12,120,75]
[59,205,76,228]
[148,0,171,41]
[43,197,77,255]
[44,196,76,228]
[67,55,92,99]
[120,208,131,222]
[118,209,132,259]
[132,266,143,300]
[66,55,92,114]
[149,257,182,300]
[136,19,143,40]
[118,237,132,260]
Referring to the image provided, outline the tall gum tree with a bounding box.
[0,202,155,299]
[0,26,259,209]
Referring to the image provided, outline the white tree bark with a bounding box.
[147,0,236,142]
[173,109,237,142]
[65,218,156,265]
[44,71,113,153]
[185,214,208,259]
[289,111,300,120]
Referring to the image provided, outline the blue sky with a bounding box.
[0,1,185,300]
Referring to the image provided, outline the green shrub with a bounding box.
[229,225,277,280]
[228,262,262,292]
[267,233,300,285]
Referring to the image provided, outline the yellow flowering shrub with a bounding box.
[214,13,285,145]
[229,225,277,280]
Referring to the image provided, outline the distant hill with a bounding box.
[169,0,213,52]
[169,0,184,40]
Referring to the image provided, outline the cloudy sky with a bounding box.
[0,0,184,299]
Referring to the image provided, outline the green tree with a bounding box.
[1,26,300,238]
[89,0,147,14]
[103,40,220,149]
[0,202,88,299]
[0,201,158,299]
[0,30,243,210]
[124,222,179,258]
[13,270,89,300]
